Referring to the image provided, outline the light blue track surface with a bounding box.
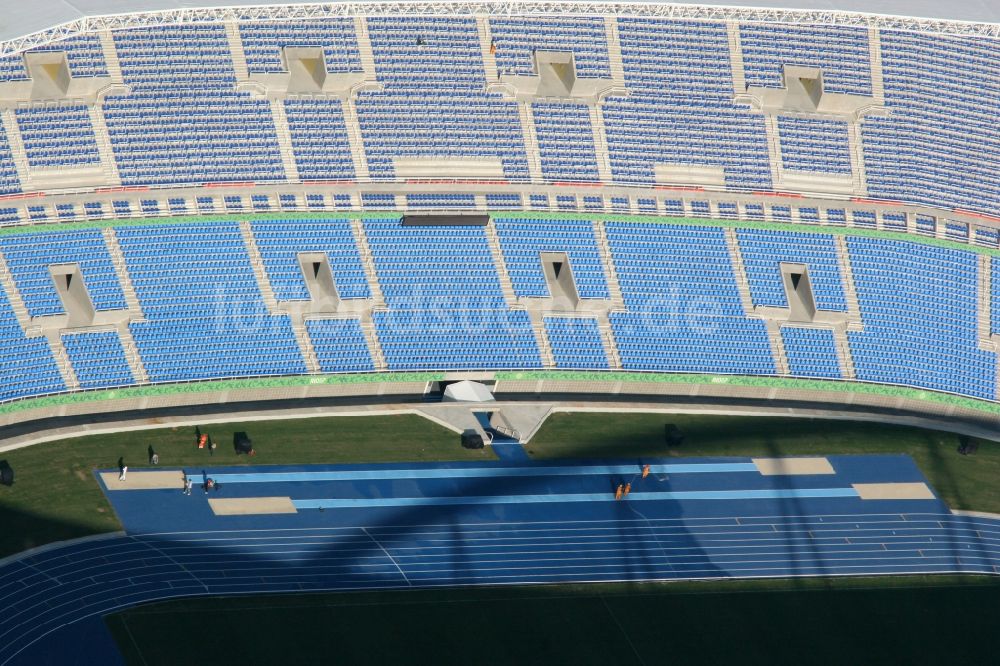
[292,487,859,509]
[2,454,998,665]
[211,462,758,483]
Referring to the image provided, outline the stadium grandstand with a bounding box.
[0,1,999,663]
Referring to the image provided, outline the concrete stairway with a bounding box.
[89,105,122,186]
[361,319,387,371]
[593,219,625,308]
[725,21,747,95]
[476,16,498,81]
[833,235,864,329]
[529,313,556,368]
[598,315,622,369]
[604,16,625,85]
[269,99,301,182]
[349,219,386,307]
[589,106,613,183]
[224,22,249,80]
[765,320,790,375]
[47,334,81,391]
[102,228,143,318]
[483,220,518,307]
[238,220,279,312]
[293,320,321,373]
[833,328,857,379]
[723,228,757,315]
[867,27,885,104]
[98,30,123,82]
[978,253,996,351]
[118,326,150,384]
[517,102,544,183]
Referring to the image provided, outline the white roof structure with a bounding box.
[442,380,496,402]
[4,1,998,57]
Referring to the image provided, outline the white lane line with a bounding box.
[361,527,411,587]
[131,537,208,594]
[133,512,964,537]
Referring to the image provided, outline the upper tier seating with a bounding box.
[776,117,852,176]
[863,31,1000,216]
[0,17,993,216]
[739,23,872,96]
[283,99,356,181]
[240,18,362,74]
[106,25,285,186]
[16,104,101,169]
[603,19,772,190]
[355,17,529,181]
[489,16,612,78]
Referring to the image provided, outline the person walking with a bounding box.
[183,476,193,495]
[119,463,127,482]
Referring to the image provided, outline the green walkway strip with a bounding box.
[1,371,997,418]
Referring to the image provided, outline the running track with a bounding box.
[1,454,998,664]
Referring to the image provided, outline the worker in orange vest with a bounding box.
[642,464,650,479]
[623,482,632,497]
[615,483,624,500]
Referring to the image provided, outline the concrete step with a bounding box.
[484,220,518,307]
[269,99,300,182]
[599,319,622,369]
[765,320,790,376]
[98,30,123,82]
[592,219,625,308]
[725,20,746,94]
[48,334,81,391]
[224,22,249,80]
[361,319,387,370]
[517,102,544,183]
[119,325,150,384]
[833,235,864,329]
[476,16,498,82]
[238,220,279,311]
[604,16,625,85]
[350,219,386,306]
[723,227,757,316]
[293,321,321,373]
[103,227,143,318]
[833,327,856,380]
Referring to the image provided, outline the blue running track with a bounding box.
[1,454,998,664]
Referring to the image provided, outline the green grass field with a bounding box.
[526,413,1000,514]
[107,576,1000,665]
[0,414,489,557]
